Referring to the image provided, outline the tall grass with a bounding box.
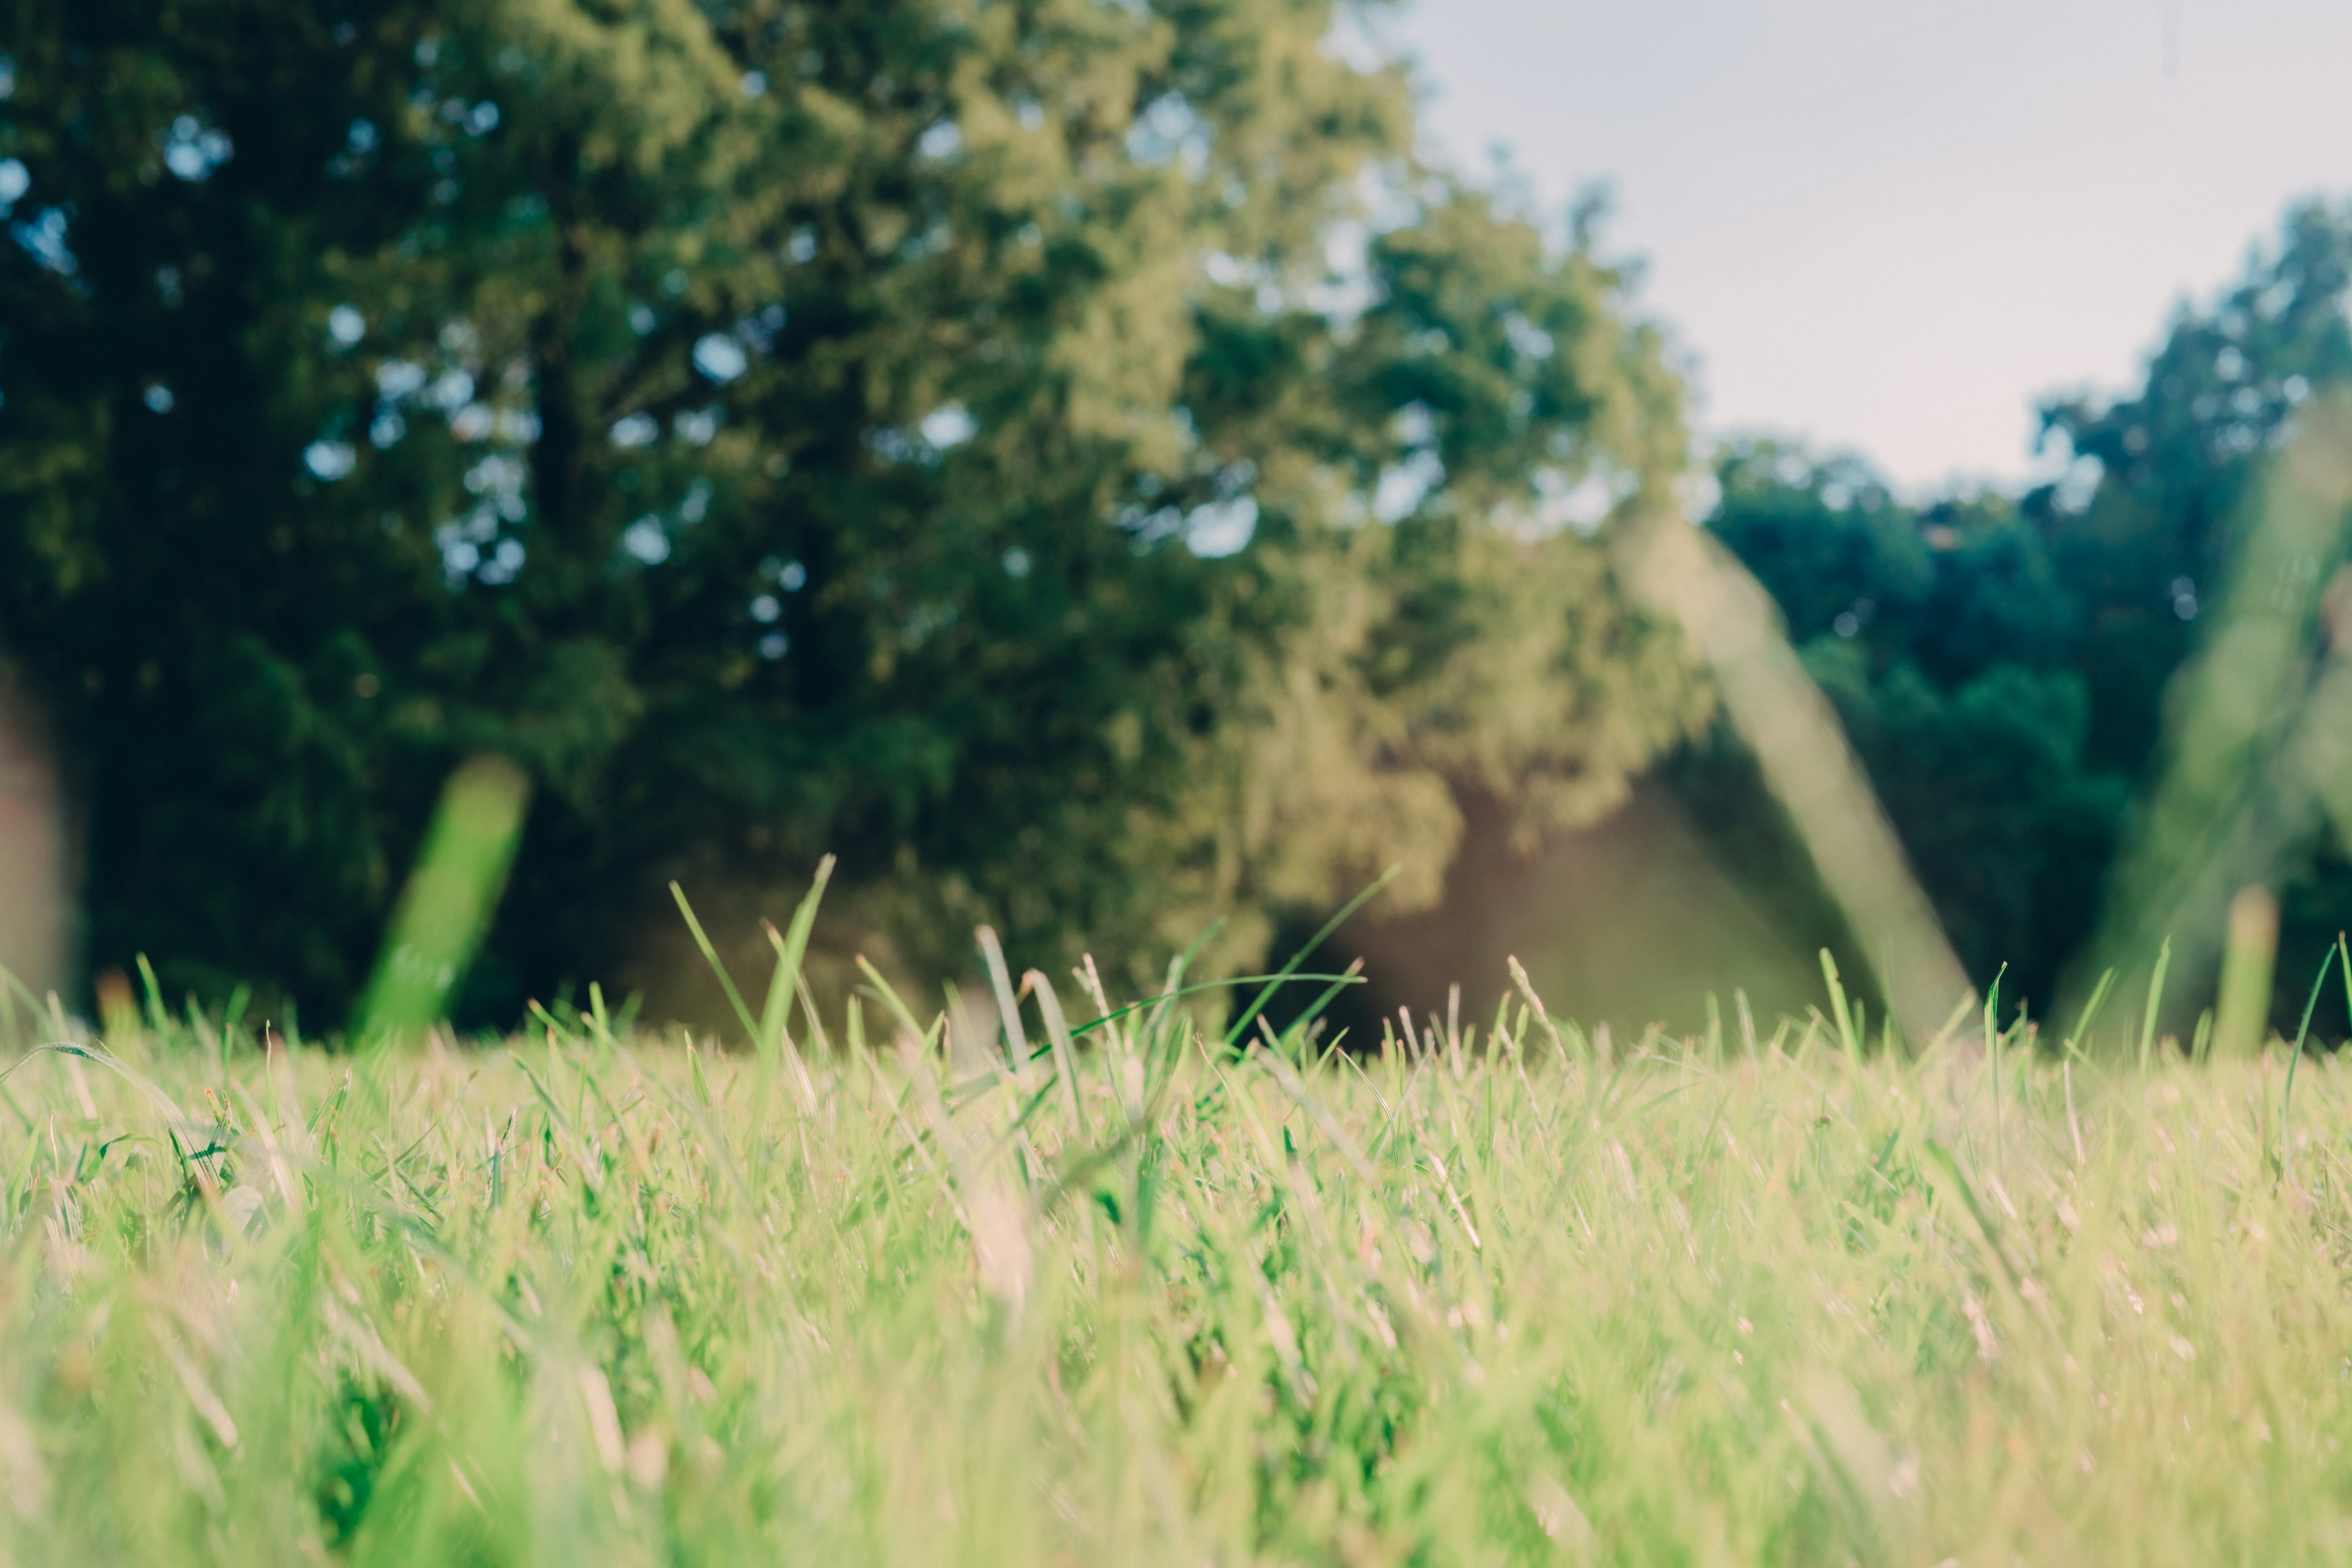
[4,930,2352,1566]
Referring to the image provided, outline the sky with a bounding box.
[1388,0,2352,493]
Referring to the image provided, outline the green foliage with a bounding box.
[1698,447,2123,1008]
[0,0,1703,1022]
[1698,200,2352,1025]
[2037,198,2352,777]
[7,954,2352,1563]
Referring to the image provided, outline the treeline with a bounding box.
[0,0,1709,1022]
[4,1,2346,1035]
[1691,201,2352,1031]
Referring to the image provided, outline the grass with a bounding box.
[6,944,2352,1566]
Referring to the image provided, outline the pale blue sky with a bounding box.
[1390,1,2352,492]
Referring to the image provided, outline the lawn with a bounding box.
[4,949,2351,1565]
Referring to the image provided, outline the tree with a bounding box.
[0,0,1706,1022]
[2035,199,2352,780]
[1695,445,2123,1010]
[1698,202,2352,1030]
[2038,202,2352,1032]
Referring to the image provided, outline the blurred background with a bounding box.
[1,0,2348,1045]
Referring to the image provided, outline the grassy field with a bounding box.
[5,949,2352,1566]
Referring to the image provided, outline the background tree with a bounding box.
[0,0,1706,1022]
[1695,200,2352,1029]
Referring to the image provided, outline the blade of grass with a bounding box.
[1984,963,2007,1184]
[1022,969,1088,1140]
[1072,974,1363,1041]
[2282,933,2350,1188]
[758,859,835,1108]
[1270,958,1366,1061]
[671,881,761,1046]
[2138,937,2173,1072]
[2060,967,2116,1064]
[1822,949,1861,1069]
[757,856,835,1063]
[977,927,1032,1084]
[355,754,532,1039]
[1223,865,1400,1051]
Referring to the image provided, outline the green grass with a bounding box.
[6,960,2352,1566]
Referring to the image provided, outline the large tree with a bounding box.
[0,0,1705,1022]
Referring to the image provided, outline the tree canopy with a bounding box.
[0,0,1706,1020]
[1699,200,2352,1027]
